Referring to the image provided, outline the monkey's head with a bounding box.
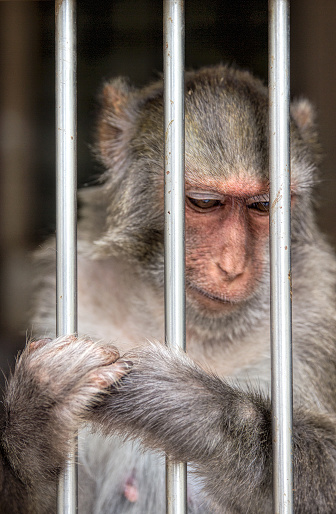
[94,65,321,336]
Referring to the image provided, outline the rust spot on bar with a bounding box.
[288,271,292,300]
[165,119,174,143]
[271,189,282,211]
[55,0,64,18]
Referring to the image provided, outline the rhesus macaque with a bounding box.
[0,65,336,513]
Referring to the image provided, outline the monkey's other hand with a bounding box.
[1,336,131,486]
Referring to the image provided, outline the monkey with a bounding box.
[0,64,336,513]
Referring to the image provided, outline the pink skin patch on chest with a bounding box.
[123,473,139,503]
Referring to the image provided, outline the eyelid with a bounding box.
[246,194,269,204]
[186,191,223,201]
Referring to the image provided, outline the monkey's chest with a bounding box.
[78,429,211,514]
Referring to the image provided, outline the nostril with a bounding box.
[216,261,245,281]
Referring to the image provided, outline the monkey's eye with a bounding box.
[246,195,270,215]
[186,196,222,211]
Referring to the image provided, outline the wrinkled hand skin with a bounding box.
[0,336,131,514]
[89,343,336,513]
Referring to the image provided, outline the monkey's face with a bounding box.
[96,65,318,330]
[185,173,270,315]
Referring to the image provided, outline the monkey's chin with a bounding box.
[187,285,245,313]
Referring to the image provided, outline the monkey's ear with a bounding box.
[290,99,322,164]
[96,78,137,172]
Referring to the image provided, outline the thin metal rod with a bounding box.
[55,0,78,512]
[163,1,187,513]
[269,1,293,512]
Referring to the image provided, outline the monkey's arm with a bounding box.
[0,448,31,513]
[92,343,336,513]
[0,337,130,513]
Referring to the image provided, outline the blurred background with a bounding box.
[0,0,335,380]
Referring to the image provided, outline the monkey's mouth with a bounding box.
[187,284,241,305]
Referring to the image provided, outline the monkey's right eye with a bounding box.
[186,197,222,211]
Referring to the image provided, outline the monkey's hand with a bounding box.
[0,336,131,512]
[89,343,336,513]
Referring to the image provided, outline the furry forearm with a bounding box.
[0,427,32,514]
[91,345,274,508]
[91,344,336,512]
[293,411,336,512]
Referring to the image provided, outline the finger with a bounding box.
[89,360,133,389]
[27,338,52,353]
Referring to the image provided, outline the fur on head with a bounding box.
[89,65,322,335]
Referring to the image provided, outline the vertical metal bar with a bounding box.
[55,0,78,512]
[163,1,187,513]
[268,1,293,513]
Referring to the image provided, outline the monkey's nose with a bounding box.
[217,262,245,281]
[216,252,246,281]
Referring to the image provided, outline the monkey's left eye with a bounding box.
[186,197,222,211]
[246,196,270,215]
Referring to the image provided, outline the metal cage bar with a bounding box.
[163,1,187,513]
[268,1,294,512]
[51,2,294,512]
[55,0,78,512]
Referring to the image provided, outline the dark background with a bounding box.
[0,0,335,379]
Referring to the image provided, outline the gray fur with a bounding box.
[0,65,335,513]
